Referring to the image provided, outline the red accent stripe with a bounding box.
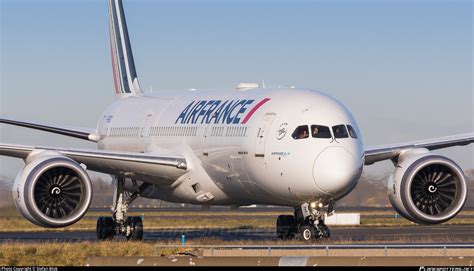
[241,98,271,124]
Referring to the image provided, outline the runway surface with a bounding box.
[78,214,474,220]
[1,225,474,243]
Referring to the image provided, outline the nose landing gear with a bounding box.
[276,202,331,241]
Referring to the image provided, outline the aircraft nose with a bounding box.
[313,146,361,196]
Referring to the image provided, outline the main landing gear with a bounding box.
[276,202,331,241]
[97,177,146,241]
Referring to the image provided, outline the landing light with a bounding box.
[310,202,324,209]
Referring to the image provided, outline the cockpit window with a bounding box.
[311,125,332,139]
[292,125,309,139]
[332,125,349,138]
[347,125,358,139]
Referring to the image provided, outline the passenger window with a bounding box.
[332,125,349,138]
[292,125,309,140]
[347,125,358,139]
[311,125,332,138]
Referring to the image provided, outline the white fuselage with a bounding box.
[97,88,365,207]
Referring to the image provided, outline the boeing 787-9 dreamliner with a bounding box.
[1,0,472,241]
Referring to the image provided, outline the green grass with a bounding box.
[2,233,474,266]
[0,241,157,266]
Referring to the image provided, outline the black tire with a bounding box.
[276,215,284,239]
[126,216,143,241]
[276,215,296,239]
[97,217,115,240]
[320,224,330,238]
[320,224,331,238]
[286,216,297,238]
[297,225,315,241]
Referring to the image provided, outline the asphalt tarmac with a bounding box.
[1,225,473,243]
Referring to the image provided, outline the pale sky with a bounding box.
[1,0,472,182]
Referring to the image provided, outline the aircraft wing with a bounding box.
[0,118,100,142]
[364,133,474,165]
[0,143,188,184]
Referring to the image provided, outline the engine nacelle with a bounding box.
[388,149,467,224]
[13,153,92,228]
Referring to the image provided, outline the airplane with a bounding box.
[1,0,472,241]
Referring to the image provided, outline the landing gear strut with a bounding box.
[96,177,145,241]
[276,202,331,241]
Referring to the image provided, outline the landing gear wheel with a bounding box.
[276,215,296,239]
[297,225,315,241]
[314,223,330,239]
[318,224,330,238]
[126,216,143,241]
[97,217,115,240]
